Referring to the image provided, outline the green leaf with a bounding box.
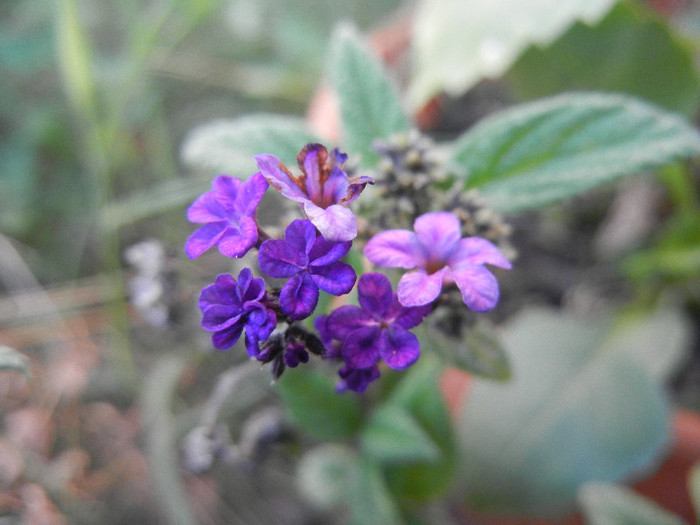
[417,318,511,380]
[348,457,404,525]
[408,0,617,108]
[298,444,359,509]
[361,404,441,464]
[578,482,687,525]
[275,366,364,441]
[457,307,685,515]
[327,23,409,166]
[0,346,31,377]
[506,2,700,117]
[180,114,321,177]
[450,92,700,213]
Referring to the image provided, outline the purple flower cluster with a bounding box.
[185,143,512,393]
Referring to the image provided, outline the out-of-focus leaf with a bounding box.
[348,457,403,525]
[409,0,616,108]
[361,404,441,464]
[578,482,687,525]
[506,2,700,117]
[275,366,364,441]
[0,138,37,234]
[327,23,409,166]
[0,346,31,377]
[457,306,688,515]
[298,444,359,509]
[417,318,511,380]
[380,355,457,501]
[180,114,321,176]
[449,93,700,213]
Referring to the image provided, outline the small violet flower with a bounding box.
[255,143,373,242]
[364,211,512,311]
[199,268,277,358]
[318,273,430,393]
[185,173,268,259]
[258,219,356,320]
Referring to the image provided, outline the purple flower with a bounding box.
[255,143,373,242]
[258,219,356,320]
[185,173,268,259]
[198,268,277,358]
[364,211,512,311]
[320,273,430,393]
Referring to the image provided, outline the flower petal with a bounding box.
[258,239,306,278]
[284,219,317,255]
[211,175,241,209]
[304,202,357,242]
[200,304,242,331]
[211,323,244,350]
[310,261,356,295]
[391,300,431,330]
[185,222,227,259]
[326,305,372,340]
[186,191,227,223]
[451,237,512,270]
[356,273,393,318]
[322,166,349,204]
[342,175,374,204]
[413,212,461,262]
[342,325,382,369]
[337,364,380,393]
[255,154,308,203]
[379,327,420,370]
[236,172,269,215]
[309,237,351,267]
[300,144,324,202]
[397,268,446,307]
[364,229,424,269]
[451,264,500,312]
[217,217,258,258]
[280,272,319,320]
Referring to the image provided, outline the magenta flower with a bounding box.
[185,173,268,260]
[198,268,277,358]
[255,143,373,242]
[364,212,512,311]
[319,273,430,393]
[258,219,356,320]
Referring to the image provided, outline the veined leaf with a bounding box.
[327,23,409,166]
[450,92,700,213]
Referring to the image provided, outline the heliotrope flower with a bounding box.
[255,143,374,242]
[185,173,268,259]
[319,272,430,392]
[364,211,512,311]
[258,219,356,320]
[198,268,277,358]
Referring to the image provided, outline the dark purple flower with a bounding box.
[199,268,276,358]
[185,173,268,259]
[336,364,380,393]
[364,211,512,311]
[255,143,373,242]
[258,219,356,320]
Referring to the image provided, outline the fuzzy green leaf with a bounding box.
[0,346,30,377]
[328,23,409,166]
[450,92,700,213]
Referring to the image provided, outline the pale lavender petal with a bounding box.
[357,273,393,317]
[364,230,424,269]
[310,261,356,295]
[186,192,226,223]
[212,175,241,209]
[413,212,461,262]
[342,175,374,204]
[255,154,308,203]
[185,222,227,259]
[322,166,349,204]
[327,305,372,340]
[211,324,244,349]
[201,305,242,331]
[236,172,269,215]
[451,237,512,270]
[217,217,258,258]
[450,265,500,312]
[309,238,351,267]
[258,239,306,278]
[284,219,316,255]
[379,327,420,370]
[397,268,446,307]
[342,326,382,369]
[303,202,357,242]
[301,145,323,202]
[280,272,319,320]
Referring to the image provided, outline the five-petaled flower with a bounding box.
[255,143,373,242]
[198,268,277,358]
[258,219,356,320]
[185,173,268,259]
[364,211,512,311]
[318,273,430,392]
